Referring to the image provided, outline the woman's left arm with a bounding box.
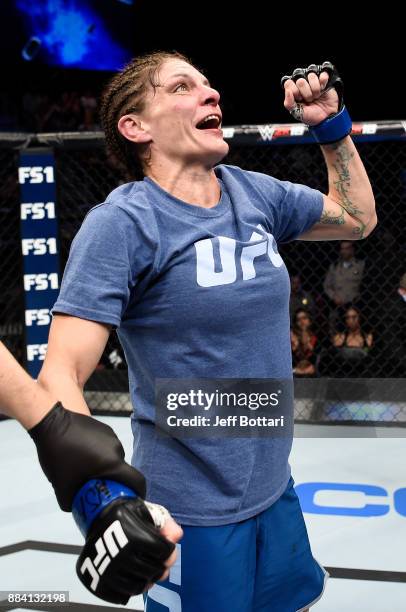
[300,136,377,241]
[282,64,377,242]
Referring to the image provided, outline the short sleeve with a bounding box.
[52,202,153,327]
[246,170,324,243]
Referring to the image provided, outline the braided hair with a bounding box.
[99,50,192,179]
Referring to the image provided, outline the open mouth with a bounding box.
[196,114,222,130]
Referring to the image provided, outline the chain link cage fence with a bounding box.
[0,124,405,423]
[0,136,27,366]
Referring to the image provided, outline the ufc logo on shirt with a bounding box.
[194,225,283,288]
[79,520,129,591]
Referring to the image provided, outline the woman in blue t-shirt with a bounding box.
[37,51,376,610]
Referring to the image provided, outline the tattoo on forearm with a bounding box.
[290,103,304,122]
[328,141,367,238]
[351,221,367,239]
[330,141,359,214]
[320,208,345,225]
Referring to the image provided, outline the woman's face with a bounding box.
[136,59,229,168]
[295,311,311,331]
[345,309,360,330]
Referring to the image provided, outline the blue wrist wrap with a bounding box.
[309,106,352,144]
[72,479,137,536]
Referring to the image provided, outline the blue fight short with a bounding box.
[144,477,328,612]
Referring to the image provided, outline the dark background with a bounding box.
[1,1,402,126]
[131,4,401,125]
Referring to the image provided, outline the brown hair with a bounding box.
[293,309,313,332]
[99,50,193,178]
[344,306,361,323]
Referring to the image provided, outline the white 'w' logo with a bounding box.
[258,125,276,141]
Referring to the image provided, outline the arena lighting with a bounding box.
[21,36,42,61]
[16,0,134,70]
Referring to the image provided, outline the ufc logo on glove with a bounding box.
[79,520,129,591]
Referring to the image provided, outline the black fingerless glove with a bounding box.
[77,496,175,604]
[281,62,344,111]
[281,61,352,144]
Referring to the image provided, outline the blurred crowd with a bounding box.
[0,90,99,132]
[289,241,406,377]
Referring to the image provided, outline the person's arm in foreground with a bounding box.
[0,341,56,428]
[0,338,182,604]
[282,63,377,241]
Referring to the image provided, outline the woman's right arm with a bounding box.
[0,341,56,428]
[37,314,111,416]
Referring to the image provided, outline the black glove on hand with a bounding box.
[29,403,177,604]
[28,402,146,510]
[77,496,175,604]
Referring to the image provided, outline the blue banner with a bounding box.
[18,151,59,377]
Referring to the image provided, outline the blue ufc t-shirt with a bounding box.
[52,164,323,526]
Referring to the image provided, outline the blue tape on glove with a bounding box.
[72,479,137,537]
[310,106,352,144]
